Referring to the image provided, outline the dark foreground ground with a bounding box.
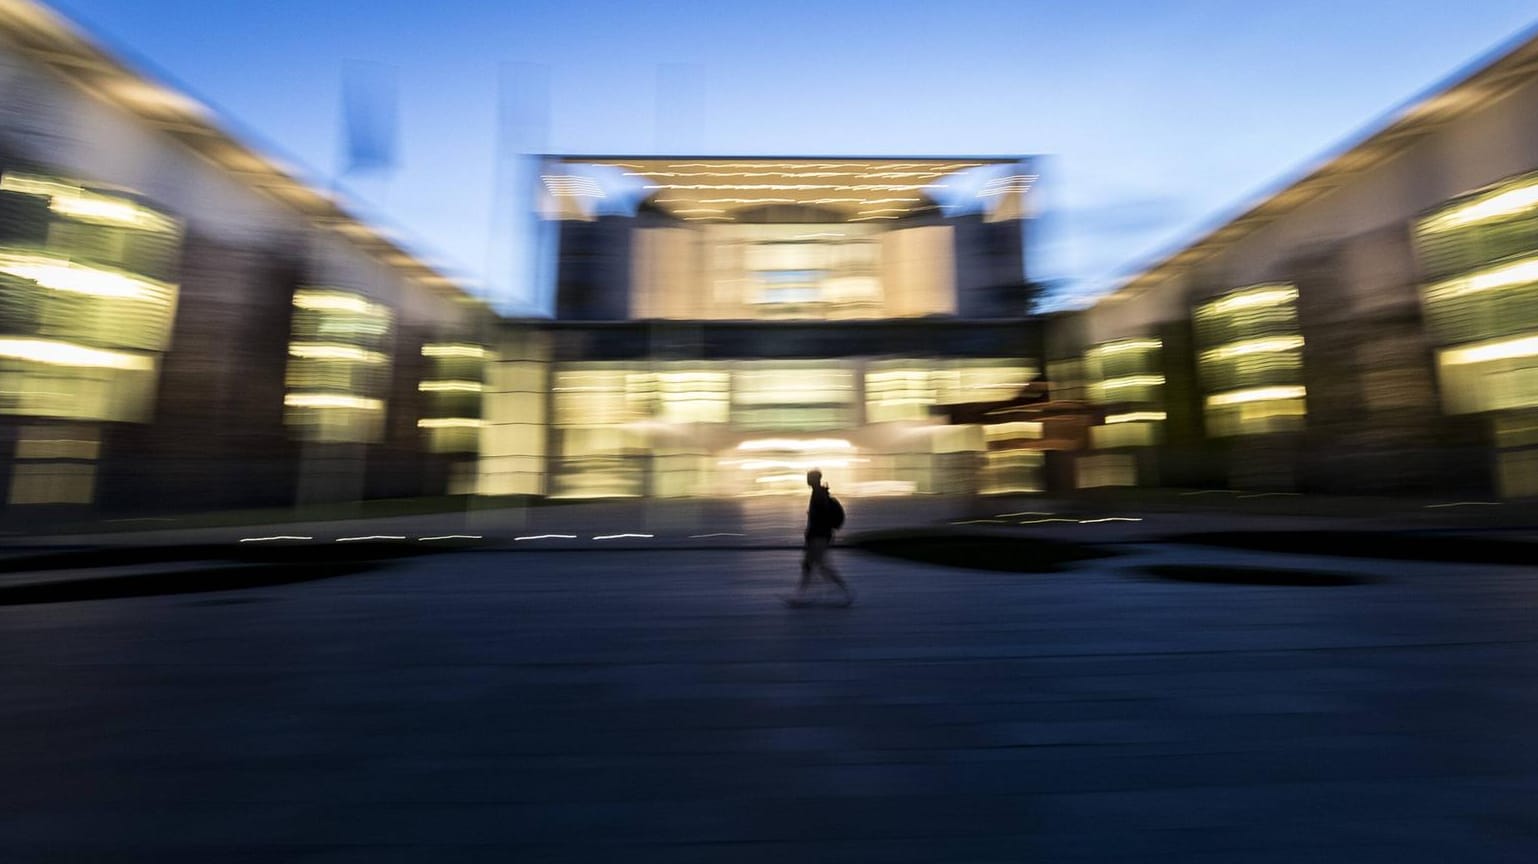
[2,538,1538,862]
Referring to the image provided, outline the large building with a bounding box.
[4,0,1538,515]
[475,156,1046,499]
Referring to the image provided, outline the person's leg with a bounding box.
[795,538,817,595]
[812,536,854,602]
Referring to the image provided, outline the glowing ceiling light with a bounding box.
[1206,386,1307,406]
[292,290,386,315]
[0,338,154,370]
[0,252,171,300]
[422,344,487,359]
[1199,285,1297,316]
[417,418,484,428]
[284,393,384,410]
[418,381,483,393]
[1201,336,1305,361]
[288,343,387,363]
[1422,181,1538,233]
[1440,334,1538,365]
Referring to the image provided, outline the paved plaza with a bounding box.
[2,533,1538,862]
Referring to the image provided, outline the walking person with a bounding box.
[787,469,854,607]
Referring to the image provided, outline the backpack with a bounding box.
[827,495,846,530]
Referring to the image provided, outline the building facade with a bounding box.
[0,0,491,516]
[476,156,1047,499]
[1069,24,1538,497]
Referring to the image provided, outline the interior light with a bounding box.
[1206,386,1307,406]
[0,338,154,370]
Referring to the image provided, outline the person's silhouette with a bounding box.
[788,469,853,606]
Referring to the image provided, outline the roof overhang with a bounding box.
[542,155,1035,222]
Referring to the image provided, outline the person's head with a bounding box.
[806,469,823,489]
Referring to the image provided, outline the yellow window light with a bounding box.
[1201,336,1305,361]
[1438,256,1538,297]
[1089,338,1161,356]
[288,343,387,363]
[1105,411,1168,424]
[0,338,154,370]
[417,418,485,429]
[284,393,383,411]
[0,252,173,301]
[418,380,484,393]
[1422,181,1538,233]
[422,344,487,359]
[1100,375,1165,389]
[293,290,388,315]
[1206,386,1307,407]
[1,174,178,232]
[1198,285,1298,316]
[1440,334,1538,366]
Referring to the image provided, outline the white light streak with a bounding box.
[1205,386,1307,407]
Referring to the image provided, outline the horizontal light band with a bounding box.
[417,418,484,429]
[293,290,387,315]
[1430,256,1538,298]
[1422,182,1538,233]
[736,438,854,452]
[284,393,383,410]
[418,380,483,393]
[1099,375,1165,389]
[1089,338,1161,356]
[0,252,172,300]
[1105,411,1167,424]
[1199,285,1297,316]
[1201,336,1304,361]
[1441,333,1538,365]
[1206,386,1306,407]
[0,338,154,370]
[1,174,177,232]
[288,343,386,363]
[422,344,487,359]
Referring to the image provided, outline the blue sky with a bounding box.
[47,0,1538,313]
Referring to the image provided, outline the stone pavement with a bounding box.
[2,543,1538,862]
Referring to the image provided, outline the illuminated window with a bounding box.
[1416,169,1538,284]
[1196,285,1306,435]
[980,450,1043,495]
[933,360,1037,404]
[866,363,936,423]
[0,173,182,426]
[732,364,855,430]
[419,342,491,454]
[284,288,393,442]
[1416,173,1538,419]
